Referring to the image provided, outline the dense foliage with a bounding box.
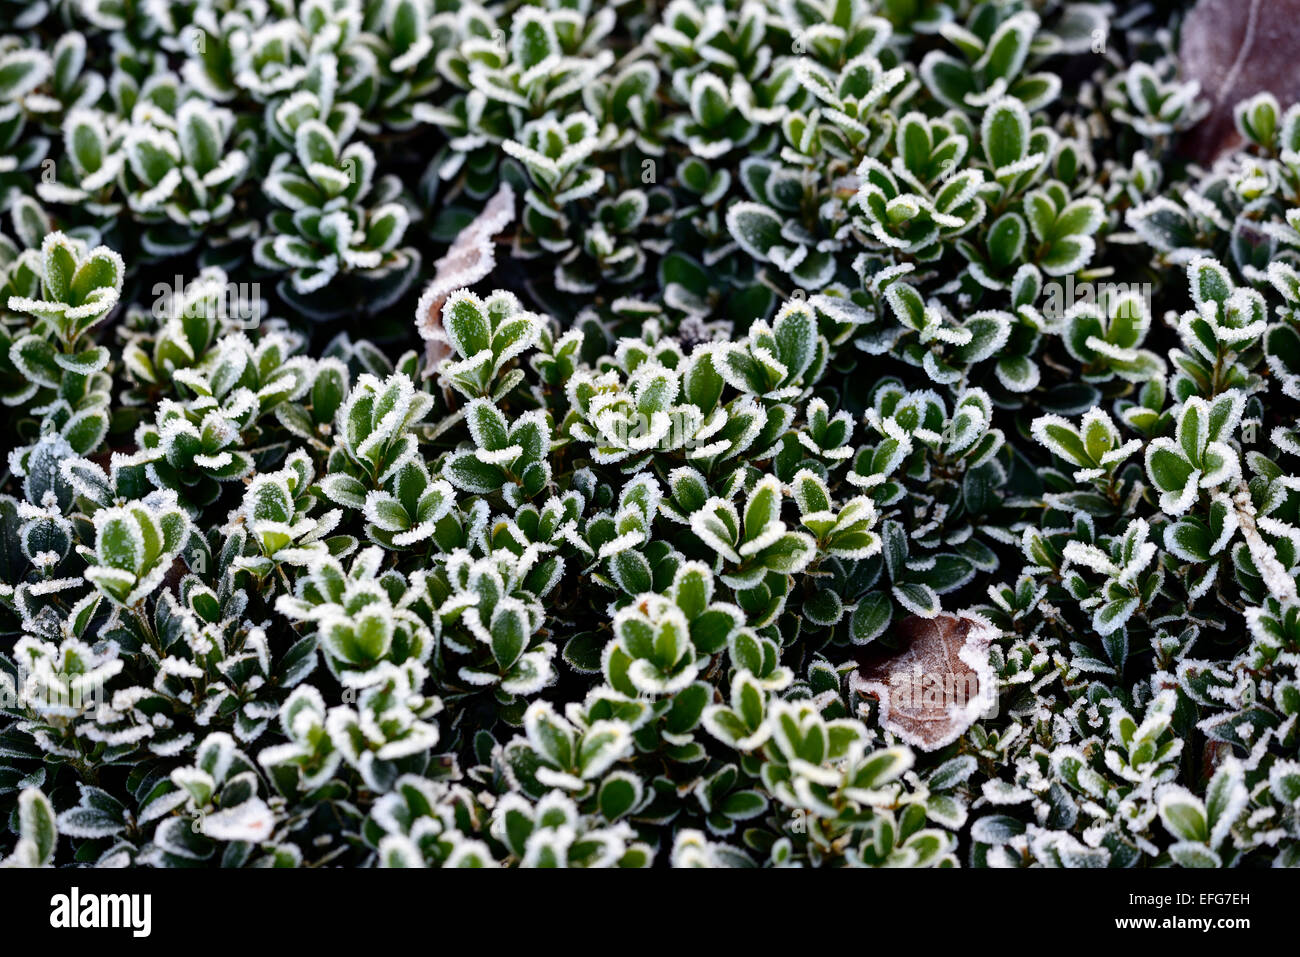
[2,0,1299,868]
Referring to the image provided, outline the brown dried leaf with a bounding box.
[850,612,997,752]
[415,183,516,375]
[1179,0,1300,162]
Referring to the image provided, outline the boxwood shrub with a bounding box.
[1,0,1298,869]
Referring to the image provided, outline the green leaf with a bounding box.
[70,248,123,304]
[610,548,652,594]
[743,477,782,538]
[978,12,1035,84]
[982,97,1029,169]
[673,563,711,619]
[726,202,783,260]
[597,773,641,821]
[179,101,222,175]
[1189,257,1232,308]
[465,399,510,452]
[512,9,559,71]
[1158,788,1208,842]
[42,233,78,303]
[850,591,891,645]
[1147,444,1194,492]
[97,514,142,572]
[490,601,528,670]
[986,213,1025,267]
[17,789,57,866]
[443,292,492,358]
[1168,842,1221,868]
[295,120,338,168]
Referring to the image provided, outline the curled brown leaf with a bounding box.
[850,612,998,752]
[1179,0,1300,162]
